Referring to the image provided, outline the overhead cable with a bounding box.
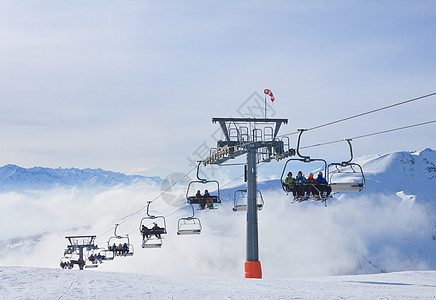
[301,119,436,150]
[280,91,436,137]
[97,164,198,240]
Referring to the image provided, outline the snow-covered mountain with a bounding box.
[356,148,436,196]
[0,164,162,191]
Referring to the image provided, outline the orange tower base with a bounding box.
[244,261,262,279]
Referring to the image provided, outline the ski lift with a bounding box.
[63,245,74,256]
[85,247,113,266]
[233,189,264,212]
[62,235,98,270]
[84,257,99,268]
[328,139,365,193]
[59,255,73,269]
[106,224,134,257]
[91,247,114,262]
[186,161,221,208]
[280,129,328,202]
[63,252,85,270]
[99,248,115,261]
[177,204,202,235]
[61,249,98,269]
[139,201,168,248]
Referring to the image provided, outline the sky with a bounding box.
[0,1,436,179]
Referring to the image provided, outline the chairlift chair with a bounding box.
[186,161,221,208]
[100,248,115,261]
[92,247,114,262]
[84,258,99,268]
[233,189,264,212]
[59,255,73,269]
[106,224,134,257]
[177,218,202,235]
[86,246,115,264]
[328,139,365,193]
[84,249,100,268]
[66,252,85,270]
[280,129,328,198]
[64,245,74,256]
[177,203,202,235]
[141,237,163,248]
[139,201,168,248]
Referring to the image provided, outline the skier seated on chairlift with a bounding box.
[307,173,320,199]
[89,254,95,262]
[197,190,206,210]
[122,243,129,254]
[141,225,149,241]
[60,261,70,269]
[295,171,309,200]
[117,243,123,255]
[62,261,72,269]
[316,172,331,198]
[97,253,104,262]
[152,223,162,239]
[61,260,72,269]
[109,243,117,252]
[204,189,214,209]
[283,172,296,197]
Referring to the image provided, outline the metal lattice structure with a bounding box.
[204,118,294,166]
[64,235,98,270]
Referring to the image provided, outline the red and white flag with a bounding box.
[264,89,275,102]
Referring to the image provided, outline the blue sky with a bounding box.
[0,1,435,179]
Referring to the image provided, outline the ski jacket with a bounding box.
[307,175,318,184]
[316,176,328,185]
[295,176,308,185]
[284,176,296,185]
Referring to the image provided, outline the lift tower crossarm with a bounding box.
[212,118,288,142]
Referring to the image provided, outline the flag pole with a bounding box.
[264,93,267,119]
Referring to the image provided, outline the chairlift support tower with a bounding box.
[64,235,98,270]
[204,117,291,278]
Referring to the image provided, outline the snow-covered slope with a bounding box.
[1,266,435,299]
[0,164,161,191]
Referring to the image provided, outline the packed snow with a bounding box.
[1,267,436,299]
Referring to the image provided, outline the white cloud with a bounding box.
[1,181,434,279]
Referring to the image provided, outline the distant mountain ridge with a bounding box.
[0,164,162,191]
